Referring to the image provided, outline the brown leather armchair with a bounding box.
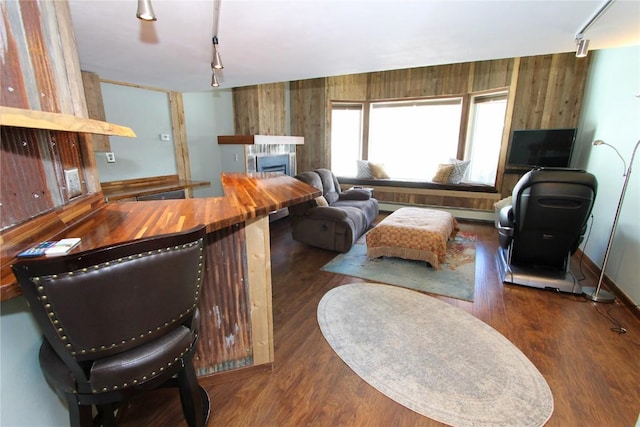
[12,226,210,427]
[290,169,379,252]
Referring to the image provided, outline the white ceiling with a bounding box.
[68,0,640,93]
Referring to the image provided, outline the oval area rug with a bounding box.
[317,283,553,427]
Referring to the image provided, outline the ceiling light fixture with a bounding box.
[575,37,590,58]
[574,0,614,58]
[210,0,223,87]
[136,0,157,21]
[212,36,223,70]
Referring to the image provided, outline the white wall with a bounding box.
[574,45,640,304]
[1,297,69,426]
[94,83,235,196]
[183,89,235,197]
[96,83,177,182]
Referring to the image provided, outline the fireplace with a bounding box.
[255,153,296,221]
[256,154,290,175]
[217,135,302,221]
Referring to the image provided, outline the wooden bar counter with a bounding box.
[101,174,211,202]
[0,172,320,377]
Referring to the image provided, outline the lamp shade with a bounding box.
[212,49,224,70]
[137,0,157,21]
[211,36,224,70]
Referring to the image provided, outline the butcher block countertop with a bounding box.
[101,174,211,202]
[0,173,320,301]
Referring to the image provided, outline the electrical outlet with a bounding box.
[106,152,116,163]
[64,168,82,198]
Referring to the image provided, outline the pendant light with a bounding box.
[209,0,224,87]
[212,36,223,70]
[136,0,157,21]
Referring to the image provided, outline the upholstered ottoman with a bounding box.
[366,207,458,268]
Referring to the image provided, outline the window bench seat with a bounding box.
[338,177,498,193]
[337,177,502,217]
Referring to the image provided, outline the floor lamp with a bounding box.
[583,139,640,302]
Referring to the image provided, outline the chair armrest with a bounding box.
[306,206,348,221]
[498,206,514,236]
[338,189,371,201]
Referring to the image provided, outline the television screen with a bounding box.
[507,128,576,168]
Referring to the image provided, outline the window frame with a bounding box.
[464,90,509,184]
[330,88,510,187]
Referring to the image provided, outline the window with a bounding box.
[464,93,508,184]
[330,90,508,185]
[330,104,363,177]
[369,98,462,180]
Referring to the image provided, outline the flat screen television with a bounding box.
[507,128,576,168]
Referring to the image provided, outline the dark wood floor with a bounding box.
[121,216,640,426]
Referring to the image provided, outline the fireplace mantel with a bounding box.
[218,135,304,145]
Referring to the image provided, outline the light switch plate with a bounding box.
[64,168,82,198]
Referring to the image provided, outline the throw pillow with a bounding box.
[356,160,373,178]
[432,164,455,183]
[314,196,329,207]
[447,159,471,184]
[369,162,390,179]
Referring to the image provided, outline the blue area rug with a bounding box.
[321,232,476,301]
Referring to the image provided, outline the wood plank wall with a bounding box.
[169,91,194,196]
[81,71,111,152]
[288,58,516,179]
[285,53,591,206]
[290,79,328,171]
[503,54,592,194]
[233,83,287,135]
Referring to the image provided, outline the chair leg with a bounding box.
[65,394,93,427]
[177,356,210,427]
[96,403,118,427]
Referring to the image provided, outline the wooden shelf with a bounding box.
[0,106,136,137]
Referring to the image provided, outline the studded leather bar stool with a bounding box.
[12,225,210,427]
